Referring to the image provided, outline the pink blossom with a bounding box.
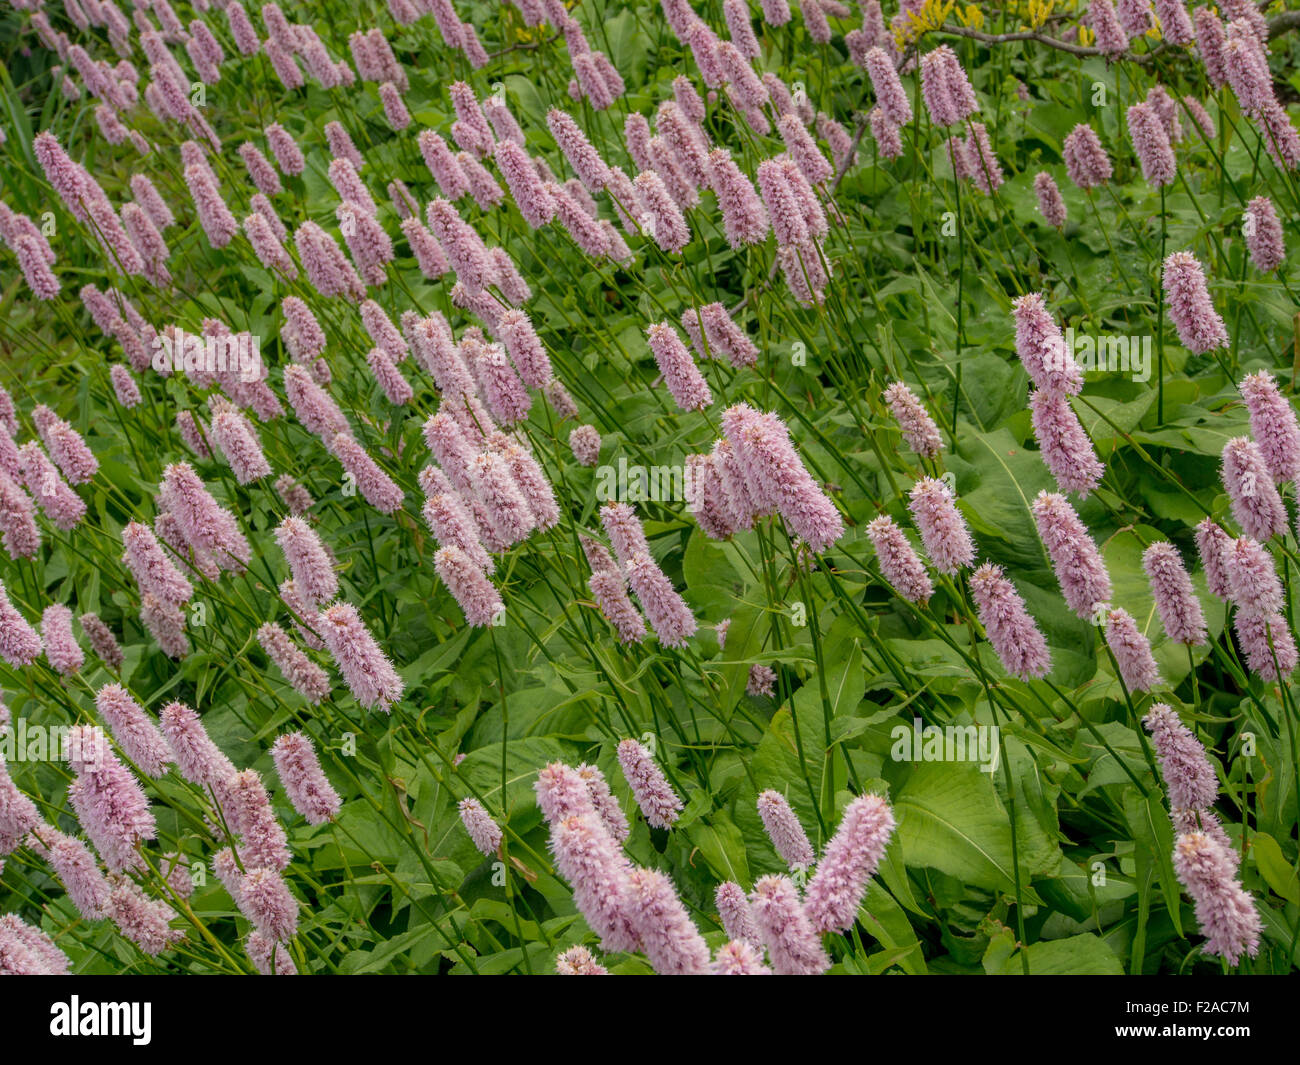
[419,130,469,200]
[555,945,608,974]
[805,793,896,933]
[329,433,404,514]
[1144,703,1217,811]
[257,622,330,703]
[317,602,403,711]
[547,108,610,191]
[1089,0,1128,53]
[423,492,493,572]
[1225,536,1283,616]
[1173,832,1261,966]
[646,321,712,411]
[1221,436,1286,540]
[1033,171,1067,227]
[1012,293,1083,395]
[969,563,1052,680]
[866,515,934,605]
[41,602,83,675]
[236,867,298,943]
[707,149,769,248]
[35,830,111,919]
[0,472,40,559]
[95,683,172,777]
[1143,542,1208,645]
[1105,608,1163,693]
[185,164,238,248]
[908,477,976,575]
[1194,7,1229,86]
[160,462,251,568]
[1031,490,1112,617]
[18,442,85,530]
[625,553,697,648]
[435,545,504,626]
[0,581,42,666]
[757,790,814,867]
[1063,123,1113,189]
[869,107,904,159]
[549,812,640,953]
[865,46,912,125]
[749,874,830,975]
[617,738,682,827]
[458,797,503,856]
[66,725,156,872]
[107,877,182,955]
[588,570,647,643]
[1244,196,1284,274]
[756,158,808,246]
[919,45,978,127]
[715,881,762,945]
[1127,102,1176,186]
[1233,609,1298,680]
[426,199,496,292]
[1029,389,1105,496]
[576,763,629,843]
[1116,0,1153,36]
[141,593,189,658]
[273,732,341,825]
[265,123,304,175]
[633,170,690,253]
[626,867,710,974]
[80,613,124,669]
[34,407,97,484]
[883,381,944,458]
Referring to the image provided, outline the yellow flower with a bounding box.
[893,0,956,46]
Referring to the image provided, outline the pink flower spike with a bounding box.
[1143,542,1208,646]
[804,793,896,934]
[257,622,331,703]
[749,874,830,975]
[1029,389,1105,497]
[458,797,503,856]
[1105,607,1163,693]
[883,381,944,459]
[95,683,173,777]
[908,477,976,575]
[626,867,710,975]
[1221,436,1286,541]
[646,321,712,411]
[41,603,83,675]
[866,515,934,605]
[1173,831,1261,966]
[0,581,42,666]
[757,789,815,868]
[435,545,504,627]
[969,562,1052,680]
[1163,251,1228,354]
[715,881,762,945]
[317,602,403,711]
[1031,490,1112,618]
[616,738,683,828]
[1143,703,1217,812]
[272,732,341,824]
[555,945,608,974]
